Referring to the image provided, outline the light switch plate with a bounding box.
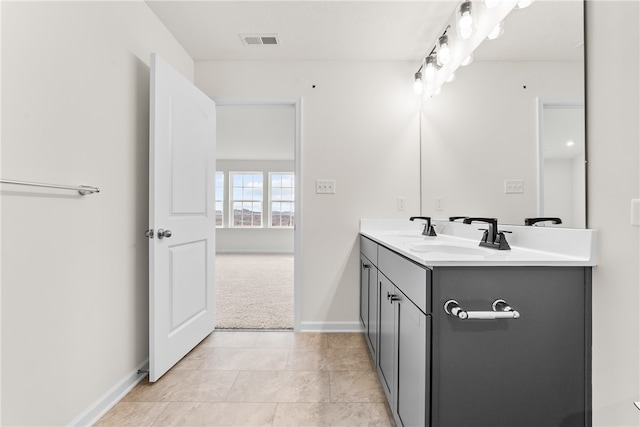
[504,179,524,194]
[316,179,336,194]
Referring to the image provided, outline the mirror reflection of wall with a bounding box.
[420,0,585,227]
[539,103,585,228]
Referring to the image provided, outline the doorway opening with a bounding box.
[214,99,301,330]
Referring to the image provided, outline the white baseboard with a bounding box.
[69,359,149,427]
[299,321,364,333]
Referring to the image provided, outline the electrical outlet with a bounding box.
[435,197,444,211]
[397,197,406,211]
[504,179,524,194]
[316,179,336,194]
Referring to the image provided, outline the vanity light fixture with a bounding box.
[414,71,424,94]
[424,55,438,81]
[457,1,474,40]
[414,0,522,98]
[487,21,504,40]
[437,34,451,65]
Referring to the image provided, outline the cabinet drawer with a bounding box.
[360,235,378,265]
[379,246,430,314]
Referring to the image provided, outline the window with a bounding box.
[215,172,224,227]
[230,172,263,227]
[270,173,295,227]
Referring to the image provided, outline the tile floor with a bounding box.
[95,331,396,426]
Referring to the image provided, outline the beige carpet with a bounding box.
[215,253,294,329]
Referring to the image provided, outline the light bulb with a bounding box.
[487,22,504,40]
[461,54,473,66]
[424,56,437,81]
[457,1,474,40]
[517,0,533,9]
[484,0,501,8]
[566,140,575,147]
[414,72,423,95]
[446,73,456,83]
[437,35,451,66]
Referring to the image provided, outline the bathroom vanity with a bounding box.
[360,219,597,427]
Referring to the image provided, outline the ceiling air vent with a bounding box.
[240,34,280,47]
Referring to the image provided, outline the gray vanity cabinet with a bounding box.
[359,234,592,427]
[377,244,431,427]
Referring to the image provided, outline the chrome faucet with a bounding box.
[462,217,511,250]
[409,216,437,236]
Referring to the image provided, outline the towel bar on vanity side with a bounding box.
[0,179,100,195]
[444,299,520,320]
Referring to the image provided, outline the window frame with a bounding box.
[229,171,264,228]
[269,172,295,228]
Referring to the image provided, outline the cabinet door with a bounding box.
[360,255,370,330]
[396,294,428,427]
[433,266,590,427]
[378,275,395,401]
[367,265,378,360]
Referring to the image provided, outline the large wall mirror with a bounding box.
[420,0,585,227]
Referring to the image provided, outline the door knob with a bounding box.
[157,229,172,239]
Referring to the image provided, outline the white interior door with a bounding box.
[149,53,216,382]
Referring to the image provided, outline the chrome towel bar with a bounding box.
[444,299,520,320]
[0,179,100,195]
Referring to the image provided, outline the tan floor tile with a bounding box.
[327,333,367,349]
[255,331,328,348]
[225,370,331,403]
[200,348,289,371]
[200,347,290,371]
[152,402,276,426]
[199,331,260,348]
[329,371,386,403]
[124,370,238,402]
[95,401,169,426]
[173,344,214,370]
[272,402,394,426]
[285,347,374,371]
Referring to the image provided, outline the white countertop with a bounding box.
[360,219,598,267]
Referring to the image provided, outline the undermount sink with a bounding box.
[408,242,492,256]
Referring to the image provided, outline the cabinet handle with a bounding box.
[444,299,520,320]
[387,291,401,303]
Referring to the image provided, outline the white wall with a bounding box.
[196,61,421,327]
[587,1,640,426]
[1,2,193,425]
[421,61,583,224]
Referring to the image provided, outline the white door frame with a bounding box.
[214,97,302,332]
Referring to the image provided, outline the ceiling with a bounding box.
[145,0,583,64]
